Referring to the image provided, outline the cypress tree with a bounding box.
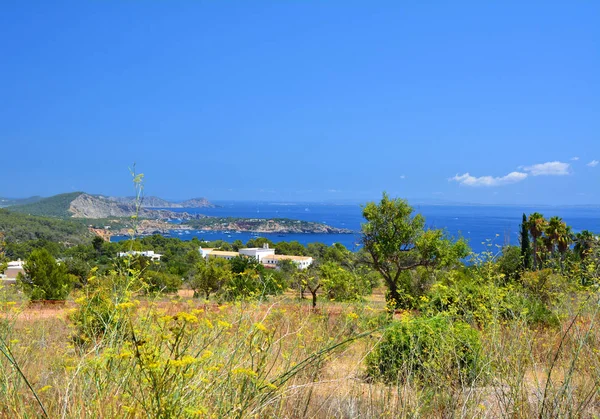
[520,213,532,270]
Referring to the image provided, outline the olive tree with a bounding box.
[188,258,231,299]
[361,193,469,309]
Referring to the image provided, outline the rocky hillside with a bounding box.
[69,194,206,219]
[8,192,213,219]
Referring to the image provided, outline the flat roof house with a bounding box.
[1,260,25,284]
[117,250,163,261]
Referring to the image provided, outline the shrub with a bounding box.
[18,248,73,300]
[365,314,482,385]
[143,270,182,294]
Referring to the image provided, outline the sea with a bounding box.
[112,201,600,254]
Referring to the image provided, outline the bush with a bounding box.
[143,270,182,294]
[18,248,73,300]
[366,315,482,385]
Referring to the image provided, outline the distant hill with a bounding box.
[8,192,84,217]
[7,192,214,220]
[0,208,91,244]
[0,196,43,208]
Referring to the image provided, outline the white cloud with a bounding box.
[400,175,406,179]
[450,171,528,187]
[587,160,599,168]
[571,157,580,161]
[522,161,570,176]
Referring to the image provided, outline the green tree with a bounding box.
[361,193,469,309]
[520,213,532,270]
[19,248,73,300]
[556,223,572,273]
[574,230,596,260]
[293,267,323,308]
[527,212,546,270]
[188,258,231,299]
[320,261,372,301]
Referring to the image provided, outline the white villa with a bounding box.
[199,244,313,270]
[117,250,163,261]
[0,260,25,283]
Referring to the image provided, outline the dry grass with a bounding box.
[1,286,600,418]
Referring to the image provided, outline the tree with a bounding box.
[361,193,469,309]
[497,245,522,282]
[574,230,596,260]
[92,236,105,255]
[319,261,372,302]
[520,213,532,270]
[188,258,231,299]
[294,267,322,308]
[19,248,73,300]
[0,232,7,274]
[527,213,546,270]
[556,223,572,273]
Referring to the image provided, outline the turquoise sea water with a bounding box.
[112,201,600,254]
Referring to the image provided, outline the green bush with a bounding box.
[18,248,74,300]
[143,270,182,294]
[69,271,136,346]
[366,315,482,385]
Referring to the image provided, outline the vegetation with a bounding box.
[0,209,90,252]
[2,187,600,417]
[17,248,74,300]
[366,314,481,385]
[361,193,469,309]
[7,192,83,218]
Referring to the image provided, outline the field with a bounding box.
[2,284,600,418]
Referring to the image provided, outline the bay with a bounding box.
[113,201,600,254]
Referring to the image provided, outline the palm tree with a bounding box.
[527,213,546,270]
[546,216,564,261]
[574,230,596,260]
[556,223,573,273]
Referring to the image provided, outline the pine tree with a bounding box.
[520,213,532,270]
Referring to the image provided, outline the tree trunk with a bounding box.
[311,290,317,308]
[386,280,401,310]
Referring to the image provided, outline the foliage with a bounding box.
[187,258,232,299]
[497,245,523,283]
[520,213,532,270]
[320,261,372,302]
[143,270,182,294]
[221,269,285,301]
[366,314,482,385]
[361,193,469,309]
[18,248,74,300]
[7,192,84,218]
[0,209,90,249]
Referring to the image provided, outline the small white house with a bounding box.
[117,250,162,261]
[1,260,25,283]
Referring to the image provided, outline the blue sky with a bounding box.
[1,1,599,204]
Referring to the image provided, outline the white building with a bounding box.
[205,250,239,261]
[238,244,275,262]
[1,260,25,283]
[261,254,313,270]
[199,244,312,270]
[117,250,162,261]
